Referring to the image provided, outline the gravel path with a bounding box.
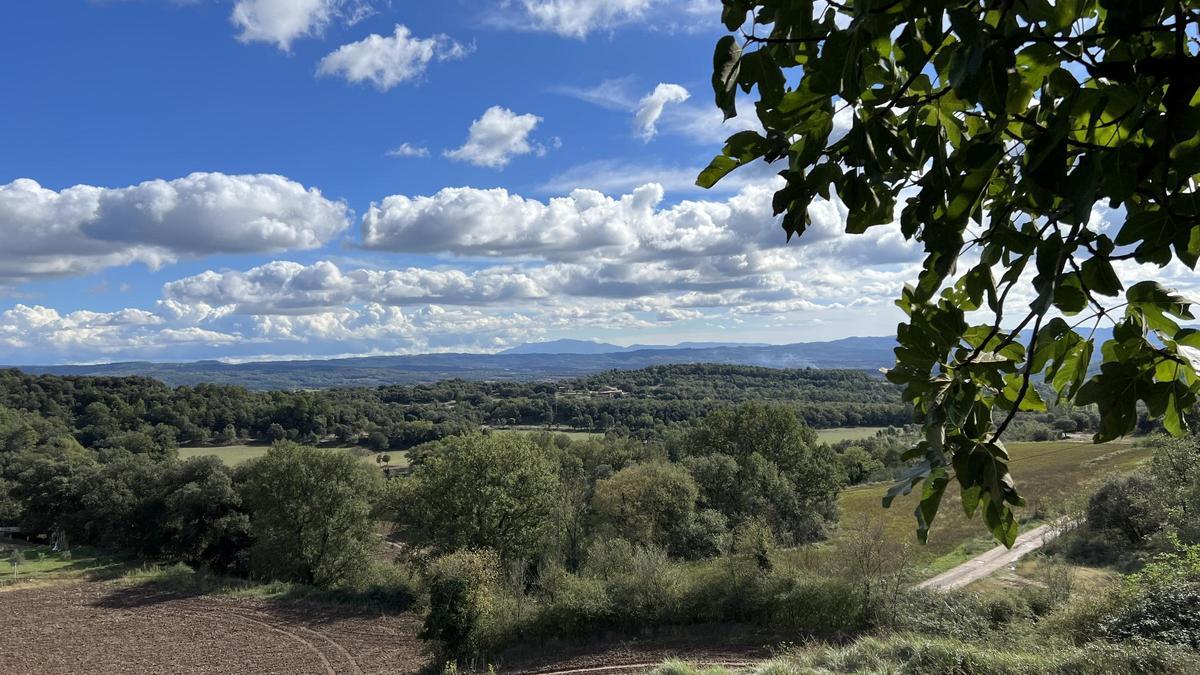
[917,518,1071,591]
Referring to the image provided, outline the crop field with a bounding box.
[831,439,1152,573]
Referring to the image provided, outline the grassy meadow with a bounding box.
[814,426,888,443]
[828,439,1151,574]
[179,444,409,469]
[0,542,126,585]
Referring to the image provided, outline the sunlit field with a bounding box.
[829,439,1151,574]
[178,444,409,469]
[814,426,887,443]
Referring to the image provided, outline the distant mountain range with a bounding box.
[11,336,899,390]
[500,339,772,355]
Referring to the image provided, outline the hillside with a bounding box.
[15,337,898,389]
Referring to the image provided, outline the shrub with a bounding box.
[980,593,1033,628]
[1086,474,1153,545]
[420,550,501,659]
[1102,580,1200,648]
[535,568,613,638]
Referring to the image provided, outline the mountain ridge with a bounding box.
[8,336,901,389]
[500,339,774,355]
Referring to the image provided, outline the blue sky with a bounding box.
[0,0,924,365]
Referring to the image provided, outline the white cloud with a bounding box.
[0,173,349,281]
[163,260,551,313]
[361,181,893,263]
[316,24,470,91]
[508,0,657,38]
[0,304,235,355]
[231,0,369,51]
[553,76,637,109]
[444,106,545,168]
[385,143,431,158]
[560,76,760,144]
[635,83,690,140]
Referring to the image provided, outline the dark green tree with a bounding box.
[386,434,563,562]
[237,443,382,587]
[683,402,842,543]
[704,0,1200,545]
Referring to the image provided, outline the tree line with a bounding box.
[0,366,911,452]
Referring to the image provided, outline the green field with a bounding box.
[179,444,408,469]
[814,426,887,443]
[178,444,272,466]
[826,439,1151,573]
[499,427,604,441]
[0,542,125,584]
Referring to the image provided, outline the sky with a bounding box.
[0,0,980,364]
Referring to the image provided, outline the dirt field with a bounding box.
[1,580,779,674]
[0,580,428,674]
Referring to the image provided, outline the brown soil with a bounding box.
[2,581,781,674]
[0,580,428,674]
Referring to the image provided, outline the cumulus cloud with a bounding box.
[0,304,235,355]
[0,173,349,282]
[444,106,545,168]
[163,260,551,314]
[1,174,928,364]
[635,83,690,140]
[317,25,471,91]
[385,143,430,158]
[231,0,370,51]
[507,0,657,38]
[360,181,910,265]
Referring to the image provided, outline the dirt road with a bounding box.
[917,519,1070,591]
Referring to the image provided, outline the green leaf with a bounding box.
[915,465,950,544]
[695,130,768,189]
[712,36,742,120]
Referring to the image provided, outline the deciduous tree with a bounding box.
[704,0,1200,545]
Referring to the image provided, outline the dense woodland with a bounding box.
[0,365,1104,457]
[0,365,906,450]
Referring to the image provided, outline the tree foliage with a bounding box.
[238,443,382,587]
[681,402,842,543]
[387,434,564,562]
[704,0,1200,545]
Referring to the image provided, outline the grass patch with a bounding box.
[178,444,272,466]
[497,427,603,441]
[0,541,128,585]
[178,444,395,468]
[120,563,417,611]
[744,633,1200,675]
[814,427,887,443]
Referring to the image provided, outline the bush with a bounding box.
[1102,580,1200,648]
[1086,474,1153,545]
[980,593,1033,628]
[533,567,613,638]
[420,550,502,660]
